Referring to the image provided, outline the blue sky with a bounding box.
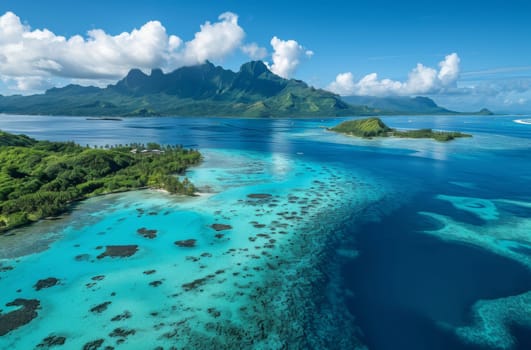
[1,0,530,112]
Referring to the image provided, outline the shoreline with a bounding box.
[0,185,195,235]
[0,131,202,234]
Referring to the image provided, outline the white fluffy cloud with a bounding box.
[328,53,461,96]
[328,72,356,95]
[438,52,460,86]
[267,36,313,78]
[0,11,245,91]
[179,12,244,65]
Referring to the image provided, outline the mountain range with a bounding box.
[0,61,492,117]
[342,95,492,115]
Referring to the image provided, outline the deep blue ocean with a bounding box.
[0,114,530,349]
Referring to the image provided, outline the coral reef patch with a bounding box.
[174,239,197,248]
[34,277,60,291]
[0,298,40,336]
[97,245,138,259]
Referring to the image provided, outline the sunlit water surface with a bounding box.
[0,115,530,349]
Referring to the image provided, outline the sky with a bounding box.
[1,0,530,113]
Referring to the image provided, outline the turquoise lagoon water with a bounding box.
[0,115,530,349]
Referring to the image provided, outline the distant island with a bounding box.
[86,117,123,121]
[329,117,472,141]
[342,96,493,116]
[0,61,492,118]
[0,130,201,232]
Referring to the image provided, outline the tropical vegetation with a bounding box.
[329,117,472,141]
[0,131,201,232]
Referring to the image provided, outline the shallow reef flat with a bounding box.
[418,194,531,349]
[0,149,389,349]
[454,291,531,350]
[419,195,531,269]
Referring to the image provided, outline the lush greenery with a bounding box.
[330,117,472,141]
[391,128,472,141]
[329,117,393,137]
[0,131,201,232]
[342,96,493,116]
[0,130,36,147]
[0,61,375,118]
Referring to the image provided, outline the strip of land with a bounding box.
[0,130,201,232]
[329,117,472,141]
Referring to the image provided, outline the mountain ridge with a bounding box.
[0,61,373,117]
[342,95,493,115]
[0,61,492,117]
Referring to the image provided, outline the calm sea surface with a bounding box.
[0,114,530,349]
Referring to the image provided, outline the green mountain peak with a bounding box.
[150,68,164,77]
[0,60,366,117]
[238,61,270,76]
